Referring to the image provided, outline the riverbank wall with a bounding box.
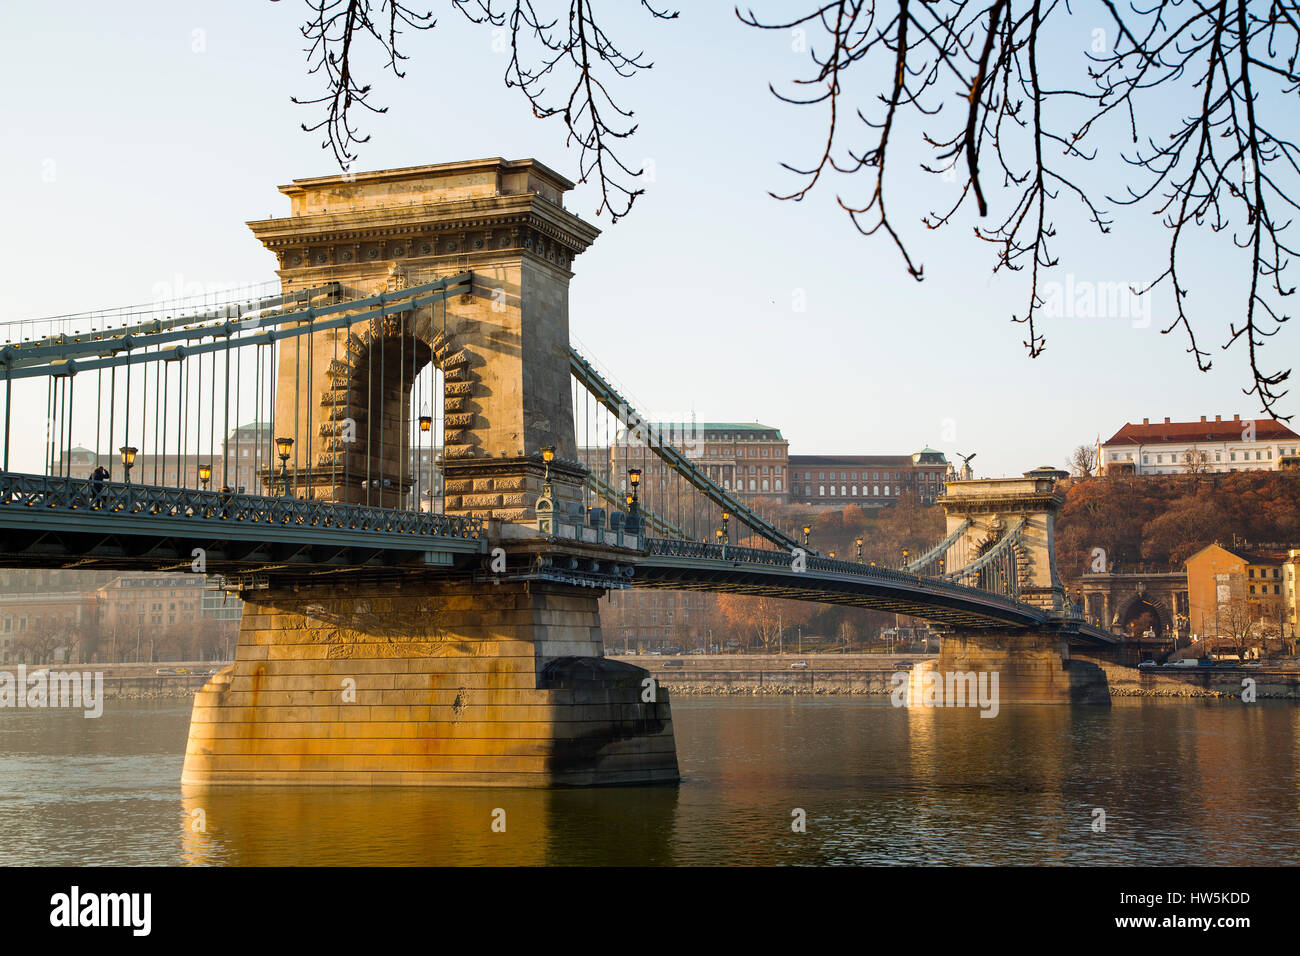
[614,654,1300,700]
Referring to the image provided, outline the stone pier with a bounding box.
[182,579,679,787]
[908,630,1110,706]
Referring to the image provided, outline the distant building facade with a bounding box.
[605,422,789,501]
[1098,415,1300,475]
[0,570,104,664]
[788,448,949,507]
[1185,542,1296,644]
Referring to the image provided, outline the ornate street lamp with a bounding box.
[276,436,294,497]
[721,509,730,545]
[119,446,137,486]
[626,467,643,535]
[855,536,864,563]
[418,406,432,511]
[901,547,910,569]
[541,445,555,496]
[198,463,212,491]
[802,524,811,548]
[533,446,557,534]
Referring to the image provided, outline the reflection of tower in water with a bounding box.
[180,784,679,866]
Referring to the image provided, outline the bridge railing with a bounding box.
[0,472,484,539]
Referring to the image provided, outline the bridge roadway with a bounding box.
[0,472,1115,643]
[635,538,1115,641]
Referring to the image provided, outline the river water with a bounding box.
[1,696,1297,866]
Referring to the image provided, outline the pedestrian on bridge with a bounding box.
[90,464,109,508]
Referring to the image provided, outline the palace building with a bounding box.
[788,448,950,508]
[1098,415,1300,475]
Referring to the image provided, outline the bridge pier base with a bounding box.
[181,580,679,787]
[917,630,1110,706]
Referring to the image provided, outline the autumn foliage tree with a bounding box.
[1056,472,1300,582]
[714,593,814,652]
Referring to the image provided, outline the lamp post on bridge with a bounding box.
[901,548,910,571]
[198,463,212,492]
[119,446,137,486]
[802,525,811,549]
[275,436,294,498]
[418,406,432,511]
[855,536,864,563]
[625,467,642,535]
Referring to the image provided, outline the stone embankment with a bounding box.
[1075,655,1300,699]
[608,655,932,696]
[615,654,1300,700]
[14,663,221,700]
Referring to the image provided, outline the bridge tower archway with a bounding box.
[248,158,599,519]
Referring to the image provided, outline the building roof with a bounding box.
[1186,542,1300,566]
[648,422,784,437]
[790,455,917,467]
[1102,417,1299,446]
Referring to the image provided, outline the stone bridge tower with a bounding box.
[939,467,1068,614]
[246,158,596,517]
[921,468,1109,704]
[182,160,679,788]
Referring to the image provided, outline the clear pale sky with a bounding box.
[1,2,1292,477]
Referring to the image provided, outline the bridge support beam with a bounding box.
[908,630,1110,706]
[181,580,679,787]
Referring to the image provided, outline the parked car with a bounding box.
[155,668,178,675]
[790,661,809,669]
[1137,660,1157,668]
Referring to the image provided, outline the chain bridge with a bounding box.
[0,159,1118,787]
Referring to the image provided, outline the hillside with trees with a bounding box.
[1055,472,1300,582]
